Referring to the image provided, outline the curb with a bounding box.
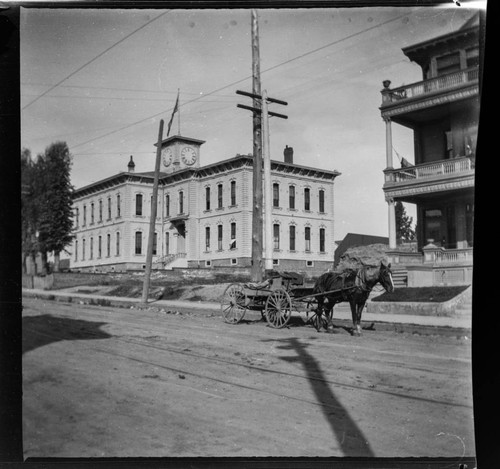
[22,289,471,335]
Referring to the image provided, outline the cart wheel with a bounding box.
[221,283,247,324]
[265,288,292,328]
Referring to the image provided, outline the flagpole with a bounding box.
[167,91,179,137]
[177,88,181,135]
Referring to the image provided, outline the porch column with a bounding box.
[388,198,397,249]
[384,117,394,169]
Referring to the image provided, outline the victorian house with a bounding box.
[380,13,480,286]
[70,135,340,276]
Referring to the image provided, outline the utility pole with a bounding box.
[236,89,287,275]
[238,10,288,281]
[251,9,263,283]
[262,90,272,272]
[141,119,164,305]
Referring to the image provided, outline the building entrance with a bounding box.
[176,224,186,254]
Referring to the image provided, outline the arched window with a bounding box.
[116,194,121,218]
[304,188,310,211]
[217,184,223,209]
[135,194,143,216]
[218,225,223,251]
[289,225,296,251]
[273,224,280,250]
[305,227,311,252]
[230,222,236,250]
[319,190,325,213]
[116,232,120,256]
[319,228,325,253]
[179,191,184,214]
[206,187,211,211]
[135,231,142,255]
[289,186,295,209]
[273,183,279,207]
[230,181,236,206]
[205,226,210,251]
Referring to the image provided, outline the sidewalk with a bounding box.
[22,288,472,332]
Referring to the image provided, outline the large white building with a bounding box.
[70,135,340,276]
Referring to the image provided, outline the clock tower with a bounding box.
[157,135,205,173]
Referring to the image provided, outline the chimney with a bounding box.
[127,155,135,173]
[284,145,293,164]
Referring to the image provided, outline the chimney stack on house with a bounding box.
[284,145,294,164]
[127,155,135,173]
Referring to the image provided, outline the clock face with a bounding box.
[181,146,197,166]
[162,147,173,167]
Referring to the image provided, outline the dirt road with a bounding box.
[22,297,475,458]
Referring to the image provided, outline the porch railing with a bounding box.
[433,248,473,265]
[152,252,187,268]
[381,67,479,105]
[384,156,474,184]
[387,247,473,266]
[423,246,473,265]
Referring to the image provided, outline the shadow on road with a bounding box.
[22,314,112,355]
[264,337,374,457]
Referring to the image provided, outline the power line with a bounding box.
[57,11,412,152]
[22,82,232,97]
[21,93,236,104]
[70,76,254,151]
[260,13,409,77]
[21,10,171,111]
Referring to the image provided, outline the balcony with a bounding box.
[381,67,479,108]
[384,156,474,185]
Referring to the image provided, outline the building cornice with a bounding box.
[73,154,341,199]
[402,25,479,61]
[383,175,475,200]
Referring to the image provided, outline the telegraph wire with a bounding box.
[69,11,413,152]
[21,94,237,104]
[260,13,410,77]
[22,82,237,97]
[21,10,171,111]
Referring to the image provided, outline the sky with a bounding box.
[20,1,486,241]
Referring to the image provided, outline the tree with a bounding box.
[22,142,75,274]
[21,148,39,273]
[395,201,416,243]
[34,142,74,273]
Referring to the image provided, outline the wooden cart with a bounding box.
[220,271,327,329]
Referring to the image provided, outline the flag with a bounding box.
[166,91,179,136]
[393,146,413,168]
[401,157,413,168]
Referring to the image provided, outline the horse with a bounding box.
[312,261,394,336]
